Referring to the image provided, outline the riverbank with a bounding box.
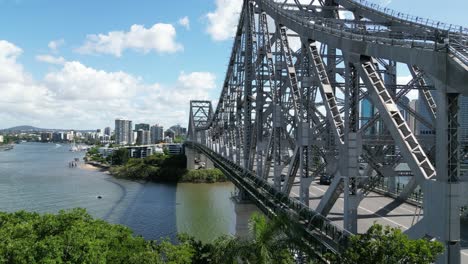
[83,159,227,183]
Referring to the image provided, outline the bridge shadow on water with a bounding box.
[102,177,178,242]
[120,182,178,242]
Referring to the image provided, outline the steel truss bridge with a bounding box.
[186,0,468,263]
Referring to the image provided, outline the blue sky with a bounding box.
[0,0,466,130]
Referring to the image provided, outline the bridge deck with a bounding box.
[290,181,468,261]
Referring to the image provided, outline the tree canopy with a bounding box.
[0,208,444,264]
[333,224,444,264]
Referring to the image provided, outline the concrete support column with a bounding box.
[343,133,359,233]
[186,147,196,170]
[426,89,461,264]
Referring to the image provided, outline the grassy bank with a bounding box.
[180,169,227,183]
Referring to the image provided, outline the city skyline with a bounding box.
[0,0,467,130]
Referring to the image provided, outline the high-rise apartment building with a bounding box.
[115,119,133,145]
[151,125,164,144]
[136,129,151,145]
[135,123,150,131]
[104,127,111,136]
[169,125,187,137]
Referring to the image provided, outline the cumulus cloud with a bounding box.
[0,40,216,129]
[36,54,66,65]
[0,41,54,126]
[44,61,140,100]
[206,0,242,41]
[178,16,190,30]
[48,39,65,53]
[76,23,183,57]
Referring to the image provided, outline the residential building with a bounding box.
[41,132,53,142]
[125,145,154,159]
[98,147,114,157]
[136,129,151,145]
[135,123,150,131]
[52,132,63,142]
[150,124,164,144]
[115,119,133,145]
[104,127,111,136]
[169,125,187,137]
[166,143,183,155]
[0,135,3,143]
[164,129,175,139]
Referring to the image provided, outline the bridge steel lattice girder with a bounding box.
[254,0,468,95]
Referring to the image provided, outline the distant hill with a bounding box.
[1,125,44,132]
[1,125,95,133]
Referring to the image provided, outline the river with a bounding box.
[0,142,258,242]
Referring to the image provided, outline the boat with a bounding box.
[70,141,78,152]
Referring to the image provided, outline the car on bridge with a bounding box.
[319,174,333,185]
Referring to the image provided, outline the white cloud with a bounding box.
[0,41,54,125]
[206,0,242,41]
[0,40,27,84]
[0,40,217,129]
[36,54,66,65]
[48,39,65,53]
[178,16,190,30]
[44,61,140,100]
[76,23,183,57]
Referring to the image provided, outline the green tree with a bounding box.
[0,208,164,263]
[173,135,185,143]
[334,224,444,264]
[87,147,99,155]
[212,213,305,264]
[111,148,129,165]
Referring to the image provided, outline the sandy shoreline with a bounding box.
[79,163,100,171]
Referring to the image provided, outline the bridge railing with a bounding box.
[374,177,424,204]
[261,0,441,50]
[341,0,468,35]
[185,141,351,258]
[262,0,468,67]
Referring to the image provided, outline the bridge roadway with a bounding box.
[288,180,468,262]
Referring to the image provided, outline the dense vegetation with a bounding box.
[0,209,173,263]
[110,153,187,182]
[0,209,444,264]
[335,224,444,264]
[180,169,226,183]
[86,147,227,183]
